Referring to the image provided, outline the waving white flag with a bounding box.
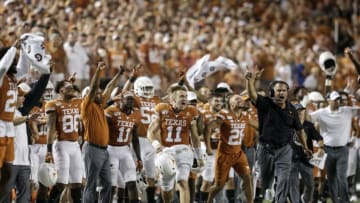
[17,33,51,78]
[186,55,238,88]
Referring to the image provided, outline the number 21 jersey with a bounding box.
[217,110,251,154]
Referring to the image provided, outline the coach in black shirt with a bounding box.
[289,103,324,203]
[246,68,310,203]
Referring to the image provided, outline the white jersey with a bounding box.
[310,106,359,146]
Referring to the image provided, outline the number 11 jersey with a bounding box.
[155,103,199,147]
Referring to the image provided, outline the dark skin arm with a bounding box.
[132,127,143,171]
[345,47,360,75]
[102,66,125,102]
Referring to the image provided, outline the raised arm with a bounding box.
[345,47,360,75]
[87,62,106,104]
[245,70,258,103]
[178,71,208,103]
[102,66,124,103]
[121,64,141,93]
[0,46,17,86]
[20,73,51,115]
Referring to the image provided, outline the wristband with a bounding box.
[194,147,202,159]
[47,144,53,153]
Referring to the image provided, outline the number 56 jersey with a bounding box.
[155,103,199,147]
[45,98,82,141]
[134,95,160,137]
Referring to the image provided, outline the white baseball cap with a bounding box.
[328,91,341,101]
[187,91,197,101]
[216,82,232,93]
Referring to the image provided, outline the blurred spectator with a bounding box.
[47,30,68,84]
[63,30,90,90]
[1,0,360,96]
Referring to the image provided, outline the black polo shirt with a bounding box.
[255,95,303,146]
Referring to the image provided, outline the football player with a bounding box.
[147,84,204,203]
[206,94,256,203]
[106,91,142,203]
[0,44,19,200]
[132,76,160,202]
[198,93,222,202]
[46,79,83,203]
[29,81,54,200]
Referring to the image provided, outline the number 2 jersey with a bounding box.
[217,110,251,154]
[45,98,81,141]
[134,95,160,138]
[154,103,199,147]
[105,105,141,146]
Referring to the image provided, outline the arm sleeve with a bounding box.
[307,121,323,141]
[19,74,50,115]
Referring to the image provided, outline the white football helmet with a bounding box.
[38,163,57,187]
[136,172,148,201]
[155,152,176,178]
[134,76,155,98]
[318,51,337,76]
[42,81,54,101]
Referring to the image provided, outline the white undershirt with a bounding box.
[13,110,30,166]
